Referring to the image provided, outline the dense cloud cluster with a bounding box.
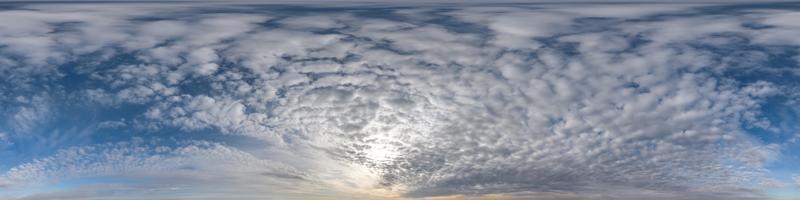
[1,2,799,200]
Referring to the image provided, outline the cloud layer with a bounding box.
[1,2,799,200]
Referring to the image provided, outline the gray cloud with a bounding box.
[794,175,800,188]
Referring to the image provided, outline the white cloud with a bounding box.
[3,94,52,136]
[750,11,800,45]
[452,7,567,49]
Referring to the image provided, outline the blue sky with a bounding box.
[0,1,799,200]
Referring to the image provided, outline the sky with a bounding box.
[0,1,799,200]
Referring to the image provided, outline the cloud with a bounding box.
[143,95,276,141]
[279,15,349,30]
[794,175,800,188]
[0,2,798,199]
[2,93,52,136]
[760,178,786,188]
[3,140,277,184]
[0,139,345,199]
[0,131,12,151]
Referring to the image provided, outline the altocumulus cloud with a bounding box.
[1,1,800,200]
